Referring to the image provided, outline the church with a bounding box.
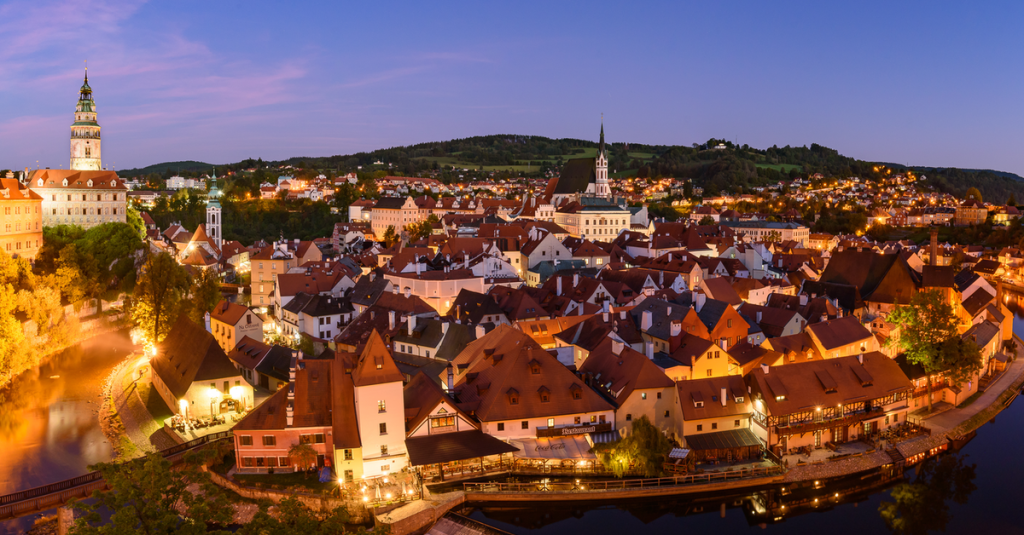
[542,122,613,205]
[27,68,127,230]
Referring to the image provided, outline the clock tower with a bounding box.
[70,68,102,171]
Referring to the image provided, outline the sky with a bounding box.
[2,0,1024,173]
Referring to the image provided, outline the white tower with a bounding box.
[207,175,222,249]
[595,120,610,198]
[70,67,102,171]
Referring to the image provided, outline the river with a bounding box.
[0,329,134,533]
[467,296,1024,535]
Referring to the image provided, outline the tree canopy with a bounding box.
[130,252,191,344]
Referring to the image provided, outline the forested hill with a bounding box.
[127,135,1023,204]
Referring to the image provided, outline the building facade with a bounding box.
[0,176,44,262]
[70,69,102,171]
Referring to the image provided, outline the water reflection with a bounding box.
[879,454,977,535]
[0,330,133,494]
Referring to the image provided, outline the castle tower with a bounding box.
[595,120,610,198]
[207,176,222,249]
[70,67,102,171]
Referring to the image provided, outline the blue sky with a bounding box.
[2,1,1023,173]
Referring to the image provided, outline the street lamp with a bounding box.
[208,388,219,418]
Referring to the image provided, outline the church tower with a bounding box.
[595,120,610,198]
[70,67,102,171]
[207,174,222,249]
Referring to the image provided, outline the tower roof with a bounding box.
[599,120,605,156]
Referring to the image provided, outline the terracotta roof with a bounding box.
[211,300,250,326]
[578,338,673,404]
[0,178,42,200]
[676,376,749,421]
[351,330,404,386]
[806,315,873,351]
[749,353,912,416]
[28,169,126,190]
[152,315,240,399]
[450,326,615,422]
[227,336,271,370]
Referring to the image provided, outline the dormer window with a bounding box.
[538,386,550,403]
[529,359,541,374]
[62,179,68,187]
[736,396,744,403]
[570,384,582,400]
[37,179,43,187]
[694,401,704,408]
[507,388,519,405]
[87,179,93,187]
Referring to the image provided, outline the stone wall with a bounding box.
[206,469,371,524]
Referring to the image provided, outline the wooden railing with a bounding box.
[0,432,233,519]
[463,465,785,494]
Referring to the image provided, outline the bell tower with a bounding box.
[70,66,102,171]
[207,175,222,249]
[595,119,610,198]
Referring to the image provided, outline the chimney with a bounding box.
[389,310,396,330]
[645,340,654,359]
[930,227,939,266]
[475,324,486,339]
[668,252,673,262]
[441,322,449,334]
[620,310,627,320]
[603,311,609,323]
[286,400,294,426]
[721,387,728,407]
[393,285,398,295]
[641,310,653,331]
[756,311,762,323]
[556,277,562,296]
[446,365,454,393]
[858,352,864,365]
[670,320,682,337]
[612,340,624,355]
[695,292,707,312]
[415,261,421,276]
[720,339,727,350]
[408,315,416,336]
[799,294,808,306]
[405,288,411,298]
[666,306,672,316]
[573,273,579,287]
[761,363,769,375]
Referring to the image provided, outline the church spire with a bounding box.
[599,115,605,156]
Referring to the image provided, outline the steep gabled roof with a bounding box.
[351,330,404,386]
[578,338,673,404]
[153,315,240,398]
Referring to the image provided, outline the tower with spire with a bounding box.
[70,66,102,171]
[207,175,222,249]
[594,119,610,198]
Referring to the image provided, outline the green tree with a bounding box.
[71,450,233,535]
[1008,193,1017,207]
[697,215,715,226]
[238,498,384,535]
[886,289,962,413]
[126,204,147,238]
[288,443,318,479]
[879,453,977,535]
[964,187,982,203]
[187,268,222,325]
[53,244,100,305]
[0,279,26,385]
[78,222,145,292]
[37,225,87,273]
[591,416,672,477]
[131,253,190,344]
[381,225,398,247]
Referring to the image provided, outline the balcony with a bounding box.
[774,406,885,435]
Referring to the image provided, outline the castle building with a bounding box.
[207,178,222,249]
[28,69,126,229]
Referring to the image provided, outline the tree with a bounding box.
[240,498,355,535]
[187,268,222,325]
[964,187,983,203]
[879,453,977,535]
[591,416,672,477]
[71,450,233,535]
[381,225,398,247]
[886,289,962,413]
[406,214,439,243]
[53,244,100,305]
[126,205,147,238]
[697,215,715,226]
[288,443,319,479]
[78,222,145,292]
[1008,193,1017,207]
[131,253,190,344]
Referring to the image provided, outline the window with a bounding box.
[262,436,276,446]
[242,457,254,467]
[380,445,388,455]
[626,414,632,421]
[590,415,597,423]
[712,422,718,430]
[344,449,353,460]
[279,456,290,467]
[707,369,713,377]
[574,416,581,424]
[657,392,662,399]
[240,435,253,446]
[378,400,387,412]
[641,392,647,400]
[664,410,670,418]
[547,418,555,428]
[697,424,703,432]
[379,422,388,435]
[600,415,606,423]
[497,423,505,431]
[430,415,455,430]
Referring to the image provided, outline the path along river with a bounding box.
[467,296,1024,535]
[0,328,133,533]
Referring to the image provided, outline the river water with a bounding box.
[0,329,134,533]
[467,296,1024,535]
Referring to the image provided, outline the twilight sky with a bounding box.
[3,1,1024,173]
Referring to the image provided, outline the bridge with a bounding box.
[0,431,232,520]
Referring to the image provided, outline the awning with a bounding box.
[510,436,597,460]
[406,430,519,466]
[684,428,762,451]
[587,430,620,446]
[668,447,691,459]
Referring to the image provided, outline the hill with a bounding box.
[123,136,1023,204]
[118,160,216,176]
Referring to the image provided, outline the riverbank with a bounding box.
[101,353,178,458]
